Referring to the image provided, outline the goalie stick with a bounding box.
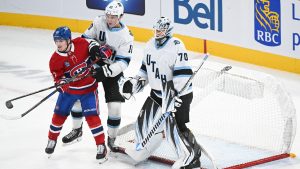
[135,54,210,151]
[135,64,231,169]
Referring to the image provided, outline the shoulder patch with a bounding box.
[173,40,180,45]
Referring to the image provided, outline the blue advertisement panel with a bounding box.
[254,0,281,46]
[86,0,145,16]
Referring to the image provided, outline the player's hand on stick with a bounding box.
[55,79,70,93]
[92,65,111,82]
[174,96,182,108]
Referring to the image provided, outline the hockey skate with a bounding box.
[107,136,120,152]
[62,125,82,145]
[45,139,57,158]
[96,144,108,164]
[180,158,201,169]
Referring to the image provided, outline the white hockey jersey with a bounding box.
[83,15,134,77]
[138,37,193,97]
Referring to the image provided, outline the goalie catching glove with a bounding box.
[118,76,146,99]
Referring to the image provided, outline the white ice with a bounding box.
[0,26,300,169]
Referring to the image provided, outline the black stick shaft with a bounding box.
[20,89,58,118]
[7,85,56,103]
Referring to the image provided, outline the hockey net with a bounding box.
[115,61,297,169]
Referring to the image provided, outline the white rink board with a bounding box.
[0,0,299,58]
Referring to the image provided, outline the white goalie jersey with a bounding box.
[83,15,134,77]
[137,37,193,97]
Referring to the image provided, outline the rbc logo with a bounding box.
[254,0,281,46]
[174,0,223,32]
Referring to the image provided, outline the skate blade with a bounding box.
[62,137,82,146]
[97,157,108,164]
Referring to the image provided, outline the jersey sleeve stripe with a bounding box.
[173,69,193,77]
[174,66,192,70]
[115,55,131,65]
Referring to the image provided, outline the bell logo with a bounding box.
[174,0,223,32]
[254,0,281,46]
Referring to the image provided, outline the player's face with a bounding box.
[106,14,121,28]
[155,29,166,39]
[55,39,69,52]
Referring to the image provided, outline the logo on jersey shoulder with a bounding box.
[173,40,181,45]
[254,0,281,46]
[64,61,70,67]
[70,62,89,80]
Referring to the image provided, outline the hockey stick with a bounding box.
[5,58,101,109]
[5,85,57,109]
[0,89,58,120]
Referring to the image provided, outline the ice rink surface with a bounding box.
[0,26,300,169]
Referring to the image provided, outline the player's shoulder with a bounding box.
[119,24,134,42]
[72,37,89,45]
[145,38,155,47]
[93,15,106,23]
[169,37,184,46]
[50,51,63,65]
[90,15,106,29]
[167,37,186,50]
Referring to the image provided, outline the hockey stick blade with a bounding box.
[0,113,22,120]
[1,90,58,120]
[5,101,13,109]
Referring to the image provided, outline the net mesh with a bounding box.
[116,63,297,169]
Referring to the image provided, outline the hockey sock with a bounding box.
[85,115,105,145]
[71,111,83,129]
[48,113,67,140]
[107,115,121,138]
[107,102,121,138]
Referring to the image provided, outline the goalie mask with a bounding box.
[153,17,173,46]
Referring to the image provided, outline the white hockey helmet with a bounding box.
[105,1,124,18]
[153,17,174,39]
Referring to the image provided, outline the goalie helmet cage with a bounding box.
[116,65,296,169]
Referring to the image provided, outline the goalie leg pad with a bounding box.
[125,131,164,163]
[165,115,197,168]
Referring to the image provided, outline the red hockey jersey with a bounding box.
[49,37,97,95]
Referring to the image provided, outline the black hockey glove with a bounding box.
[92,67,106,82]
[122,81,133,93]
[122,77,146,94]
[89,44,113,62]
[92,65,112,82]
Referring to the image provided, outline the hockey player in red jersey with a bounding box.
[45,26,111,163]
